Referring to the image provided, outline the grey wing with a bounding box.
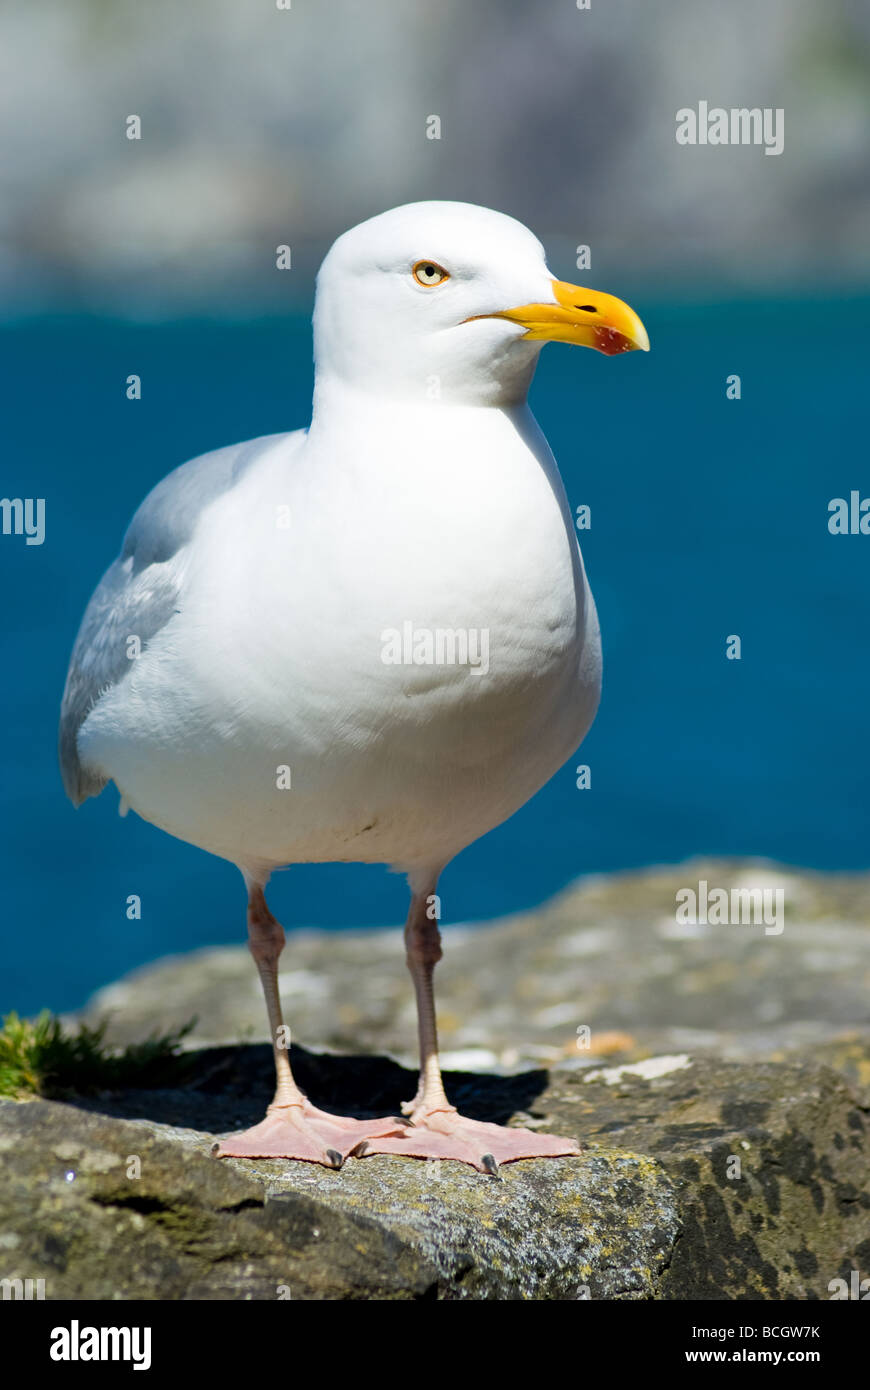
[59,431,301,805]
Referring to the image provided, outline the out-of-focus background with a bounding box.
[2,0,870,1013]
[2,0,870,307]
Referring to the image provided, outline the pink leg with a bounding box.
[214,886,405,1167]
[358,887,581,1174]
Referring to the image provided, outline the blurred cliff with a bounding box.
[2,0,869,312]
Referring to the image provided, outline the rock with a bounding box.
[0,1068,677,1301]
[4,859,870,1299]
[0,1046,868,1300]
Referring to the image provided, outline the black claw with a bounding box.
[481,1153,500,1176]
[353,1140,370,1157]
[326,1148,344,1170]
[210,1142,221,1157]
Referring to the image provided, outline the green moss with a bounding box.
[0,1011,196,1099]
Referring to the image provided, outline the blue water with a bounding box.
[2,295,869,1015]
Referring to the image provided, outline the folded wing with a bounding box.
[58,432,297,804]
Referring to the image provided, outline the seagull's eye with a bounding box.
[412,260,450,288]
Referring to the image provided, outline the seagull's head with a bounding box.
[312,200,649,408]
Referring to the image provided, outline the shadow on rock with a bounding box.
[68,1042,555,1133]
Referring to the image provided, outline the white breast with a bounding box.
[81,399,601,879]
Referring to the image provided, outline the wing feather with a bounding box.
[58,432,295,803]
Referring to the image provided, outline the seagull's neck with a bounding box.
[309,374,533,442]
[302,371,565,526]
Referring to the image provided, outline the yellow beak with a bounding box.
[468,279,650,356]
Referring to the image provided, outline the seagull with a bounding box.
[59,201,648,1172]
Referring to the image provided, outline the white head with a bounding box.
[312,201,648,410]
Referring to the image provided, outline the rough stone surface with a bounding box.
[0,1089,676,1301]
[3,859,869,1300]
[1,1046,868,1299]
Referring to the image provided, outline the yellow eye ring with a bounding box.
[412,260,450,287]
